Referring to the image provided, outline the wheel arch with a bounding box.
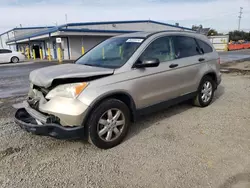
[197,71,218,90]
[10,56,19,63]
[83,91,137,127]
[205,72,217,83]
[203,72,218,89]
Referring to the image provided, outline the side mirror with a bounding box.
[134,58,160,68]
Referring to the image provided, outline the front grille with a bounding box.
[33,85,49,97]
[28,85,49,109]
[27,98,39,109]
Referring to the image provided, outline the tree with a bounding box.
[229,31,250,41]
[208,29,219,36]
[192,24,203,31]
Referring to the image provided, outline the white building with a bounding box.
[208,35,230,51]
[0,20,193,60]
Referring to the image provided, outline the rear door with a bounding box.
[170,35,203,95]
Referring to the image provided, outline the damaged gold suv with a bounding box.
[15,31,221,149]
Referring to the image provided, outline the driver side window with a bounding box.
[139,36,174,63]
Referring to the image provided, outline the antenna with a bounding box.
[238,7,243,31]
[65,14,68,23]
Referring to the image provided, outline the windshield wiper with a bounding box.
[83,63,96,67]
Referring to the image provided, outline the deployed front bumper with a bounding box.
[15,108,85,139]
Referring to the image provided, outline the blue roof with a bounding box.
[64,20,193,31]
[6,20,193,43]
[59,28,138,34]
[0,26,53,36]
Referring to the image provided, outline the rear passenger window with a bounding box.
[196,39,213,53]
[0,49,12,53]
[173,36,200,59]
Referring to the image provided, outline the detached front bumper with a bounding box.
[15,108,85,140]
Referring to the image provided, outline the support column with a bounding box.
[33,50,36,60]
[82,38,85,55]
[39,48,43,59]
[56,38,63,63]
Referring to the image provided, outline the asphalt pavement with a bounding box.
[219,49,250,64]
[0,62,57,98]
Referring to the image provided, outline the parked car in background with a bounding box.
[15,31,221,149]
[0,49,25,63]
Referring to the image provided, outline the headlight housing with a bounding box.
[45,82,88,99]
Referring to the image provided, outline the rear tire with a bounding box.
[86,99,131,149]
[11,56,19,63]
[193,76,215,107]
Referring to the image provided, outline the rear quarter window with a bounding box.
[196,39,213,53]
[0,49,12,53]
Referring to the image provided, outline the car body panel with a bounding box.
[27,88,89,126]
[39,96,89,126]
[78,58,201,109]
[29,64,114,88]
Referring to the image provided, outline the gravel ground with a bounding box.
[0,73,250,188]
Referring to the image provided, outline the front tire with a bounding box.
[193,76,215,107]
[11,56,19,63]
[87,99,131,149]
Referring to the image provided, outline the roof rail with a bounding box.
[146,29,195,38]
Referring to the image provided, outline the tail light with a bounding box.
[218,57,221,64]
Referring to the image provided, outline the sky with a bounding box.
[0,0,249,34]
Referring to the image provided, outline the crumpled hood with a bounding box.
[30,64,114,88]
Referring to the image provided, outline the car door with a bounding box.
[170,35,203,95]
[0,49,5,63]
[131,35,187,109]
[0,49,12,63]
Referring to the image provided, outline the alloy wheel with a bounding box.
[12,57,18,63]
[201,81,213,103]
[97,108,125,142]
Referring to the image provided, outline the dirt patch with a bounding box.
[221,61,250,74]
[0,147,22,160]
[0,96,26,118]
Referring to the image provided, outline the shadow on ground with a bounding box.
[219,173,250,188]
[127,85,225,141]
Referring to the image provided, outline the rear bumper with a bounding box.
[217,72,222,86]
[18,55,26,61]
[15,108,85,139]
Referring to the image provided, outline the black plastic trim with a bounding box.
[15,108,85,140]
[136,92,197,117]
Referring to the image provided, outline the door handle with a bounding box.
[199,58,205,62]
[169,64,178,68]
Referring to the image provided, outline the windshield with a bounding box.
[75,37,144,68]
